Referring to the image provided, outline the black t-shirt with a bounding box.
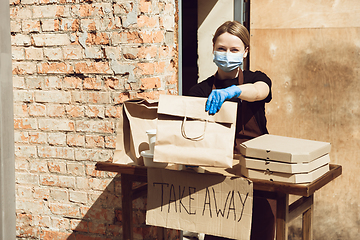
[187,70,272,147]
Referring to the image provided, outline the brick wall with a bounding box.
[10,0,179,239]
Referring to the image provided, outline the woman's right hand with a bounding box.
[205,85,242,114]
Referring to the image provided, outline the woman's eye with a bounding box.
[231,49,240,53]
[217,47,226,51]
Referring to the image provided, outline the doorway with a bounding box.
[179,0,250,95]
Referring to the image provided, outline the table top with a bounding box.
[95,162,342,197]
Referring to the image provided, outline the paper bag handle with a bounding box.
[181,116,207,141]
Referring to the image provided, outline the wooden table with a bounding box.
[95,163,342,240]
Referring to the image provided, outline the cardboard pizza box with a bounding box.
[239,134,331,163]
[237,164,329,184]
[236,154,330,174]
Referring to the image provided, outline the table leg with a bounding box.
[276,193,289,240]
[122,174,133,240]
[302,195,313,240]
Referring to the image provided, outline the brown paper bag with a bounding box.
[154,95,238,168]
[114,98,158,165]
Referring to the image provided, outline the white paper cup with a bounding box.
[141,150,167,168]
[146,129,156,153]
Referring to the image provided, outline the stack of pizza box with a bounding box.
[235,134,331,184]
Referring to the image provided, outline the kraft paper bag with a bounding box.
[114,98,158,165]
[154,94,238,168]
[146,168,253,240]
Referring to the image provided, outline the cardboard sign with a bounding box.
[146,168,253,239]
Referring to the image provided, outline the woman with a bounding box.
[187,21,275,240]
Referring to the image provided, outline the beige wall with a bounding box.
[197,0,234,81]
[250,0,360,239]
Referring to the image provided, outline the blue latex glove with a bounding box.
[205,85,242,115]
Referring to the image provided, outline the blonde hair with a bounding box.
[212,21,250,49]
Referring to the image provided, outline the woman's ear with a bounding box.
[243,47,249,58]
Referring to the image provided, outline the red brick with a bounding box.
[14,104,29,117]
[40,230,72,240]
[48,161,67,173]
[83,77,102,90]
[16,172,39,185]
[25,47,43,60]
[12,62,37,75]
[85,163,107,178]
[67,134,85,147]
[159,45,174,58]
[136,62,155,75]
[138,45,157,59]
[104,77,121,89]
[85,135,105,148]
[44,76,62,89]
[107,224,122,237]
[38,62,74,74]
[52,218,70,232]
[28,104,46,117]
[63,77,82,89]
[140,77,161,90]
[29,160,48,173]
[113,92,130,104]
[44,47,63,60]
[86,32,109,45]
[33,215,51,228]
[34,91,71,104]
[14,118,37,130]
[48,132,66,146]
[75,62,112,74]
[105,106,121,118]
[88,222,106,234]
[72,5,97,18]
[136,90,165,100]
[32,33,70,46]
[47,104,65,117]
[70,219,88,232]
[87,92,111,104]
[63,46,83,60]
[140,31,164,43]
[81,19,97,31]
[38,146,74,159]
[71,233,111,240]
[15,131,29,143]
[140,0,152,13]
[67,162,85,176]
[38,119,74,131]
[75,148,113,162]
[124,31,143,44]
[82,206,114,222]
[10,0,20,5]
[29,132,47,144]
[85,105,105,118]
[137,15,157,28]
[22,20,41,32]
[66,105,85,118]
[33,187,50,200]
[155,61,166,73]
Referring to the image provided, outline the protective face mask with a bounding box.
[213,51,244,72]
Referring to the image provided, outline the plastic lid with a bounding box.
[146,129,156,135]
[141,150,154,158]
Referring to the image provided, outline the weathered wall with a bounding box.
[10,0,179,239]
[250,0,360,239]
